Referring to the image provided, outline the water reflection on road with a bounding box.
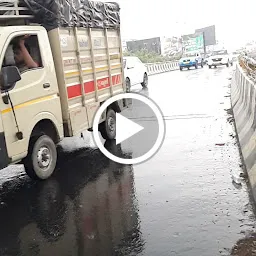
[0,65,256,256]
[0,142,144,256]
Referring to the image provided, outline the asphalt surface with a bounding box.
[0,64,256,256]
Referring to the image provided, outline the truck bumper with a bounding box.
[0,132,10,170]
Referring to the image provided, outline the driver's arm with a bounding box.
[19,39,39,69]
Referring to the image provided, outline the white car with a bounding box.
[123,56,148,91]
[207,50,233,69]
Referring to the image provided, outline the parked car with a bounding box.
[207,50,233,68]
[178,53,204,71]
[123,56,148,91]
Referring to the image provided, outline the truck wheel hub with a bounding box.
[108,117,115,132]
[37,147,51,168]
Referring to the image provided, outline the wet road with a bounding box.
[0,65,256,256]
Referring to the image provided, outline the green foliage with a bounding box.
[123,49,181,63]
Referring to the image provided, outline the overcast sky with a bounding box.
[100,0,254,50]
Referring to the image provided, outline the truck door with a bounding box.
[0,29,62,161]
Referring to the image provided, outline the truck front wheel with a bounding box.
[23,135,57,180]
[99,109,116,140]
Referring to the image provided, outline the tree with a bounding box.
[123,49,180,63]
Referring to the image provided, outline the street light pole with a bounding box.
[203,32,206,57]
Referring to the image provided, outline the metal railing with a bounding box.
[145,61,179,76]
[0,1,33,19]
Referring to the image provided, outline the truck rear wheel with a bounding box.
[23,135,57,180]
[99,109,116,140]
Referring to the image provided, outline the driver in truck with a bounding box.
[13,35,39,73]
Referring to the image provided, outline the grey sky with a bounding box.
[100,0,254,50]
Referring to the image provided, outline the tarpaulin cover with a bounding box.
[21,0,120,31]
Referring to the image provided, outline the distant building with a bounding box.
[160,36,182,57]
[126,37,161,54]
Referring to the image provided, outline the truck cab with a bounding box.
[0,26,64,171]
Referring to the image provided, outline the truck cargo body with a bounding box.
[48,27,125,136]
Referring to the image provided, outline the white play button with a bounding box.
[93,93,165,165]
[116,113,144,145]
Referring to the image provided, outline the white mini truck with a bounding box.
[0,0,129,180]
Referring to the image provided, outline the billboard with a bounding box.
[126,37,161,54]
[195,25,216,46]
[181,32,204,53]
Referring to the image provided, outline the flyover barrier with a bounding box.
[145,62,179,76]
[231,57,256,200]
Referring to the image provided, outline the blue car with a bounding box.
[179,53,204,71]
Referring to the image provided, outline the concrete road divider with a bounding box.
[231,62,256,201]
[146,62,179,76]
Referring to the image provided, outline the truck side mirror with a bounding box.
[0,66,21,91]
